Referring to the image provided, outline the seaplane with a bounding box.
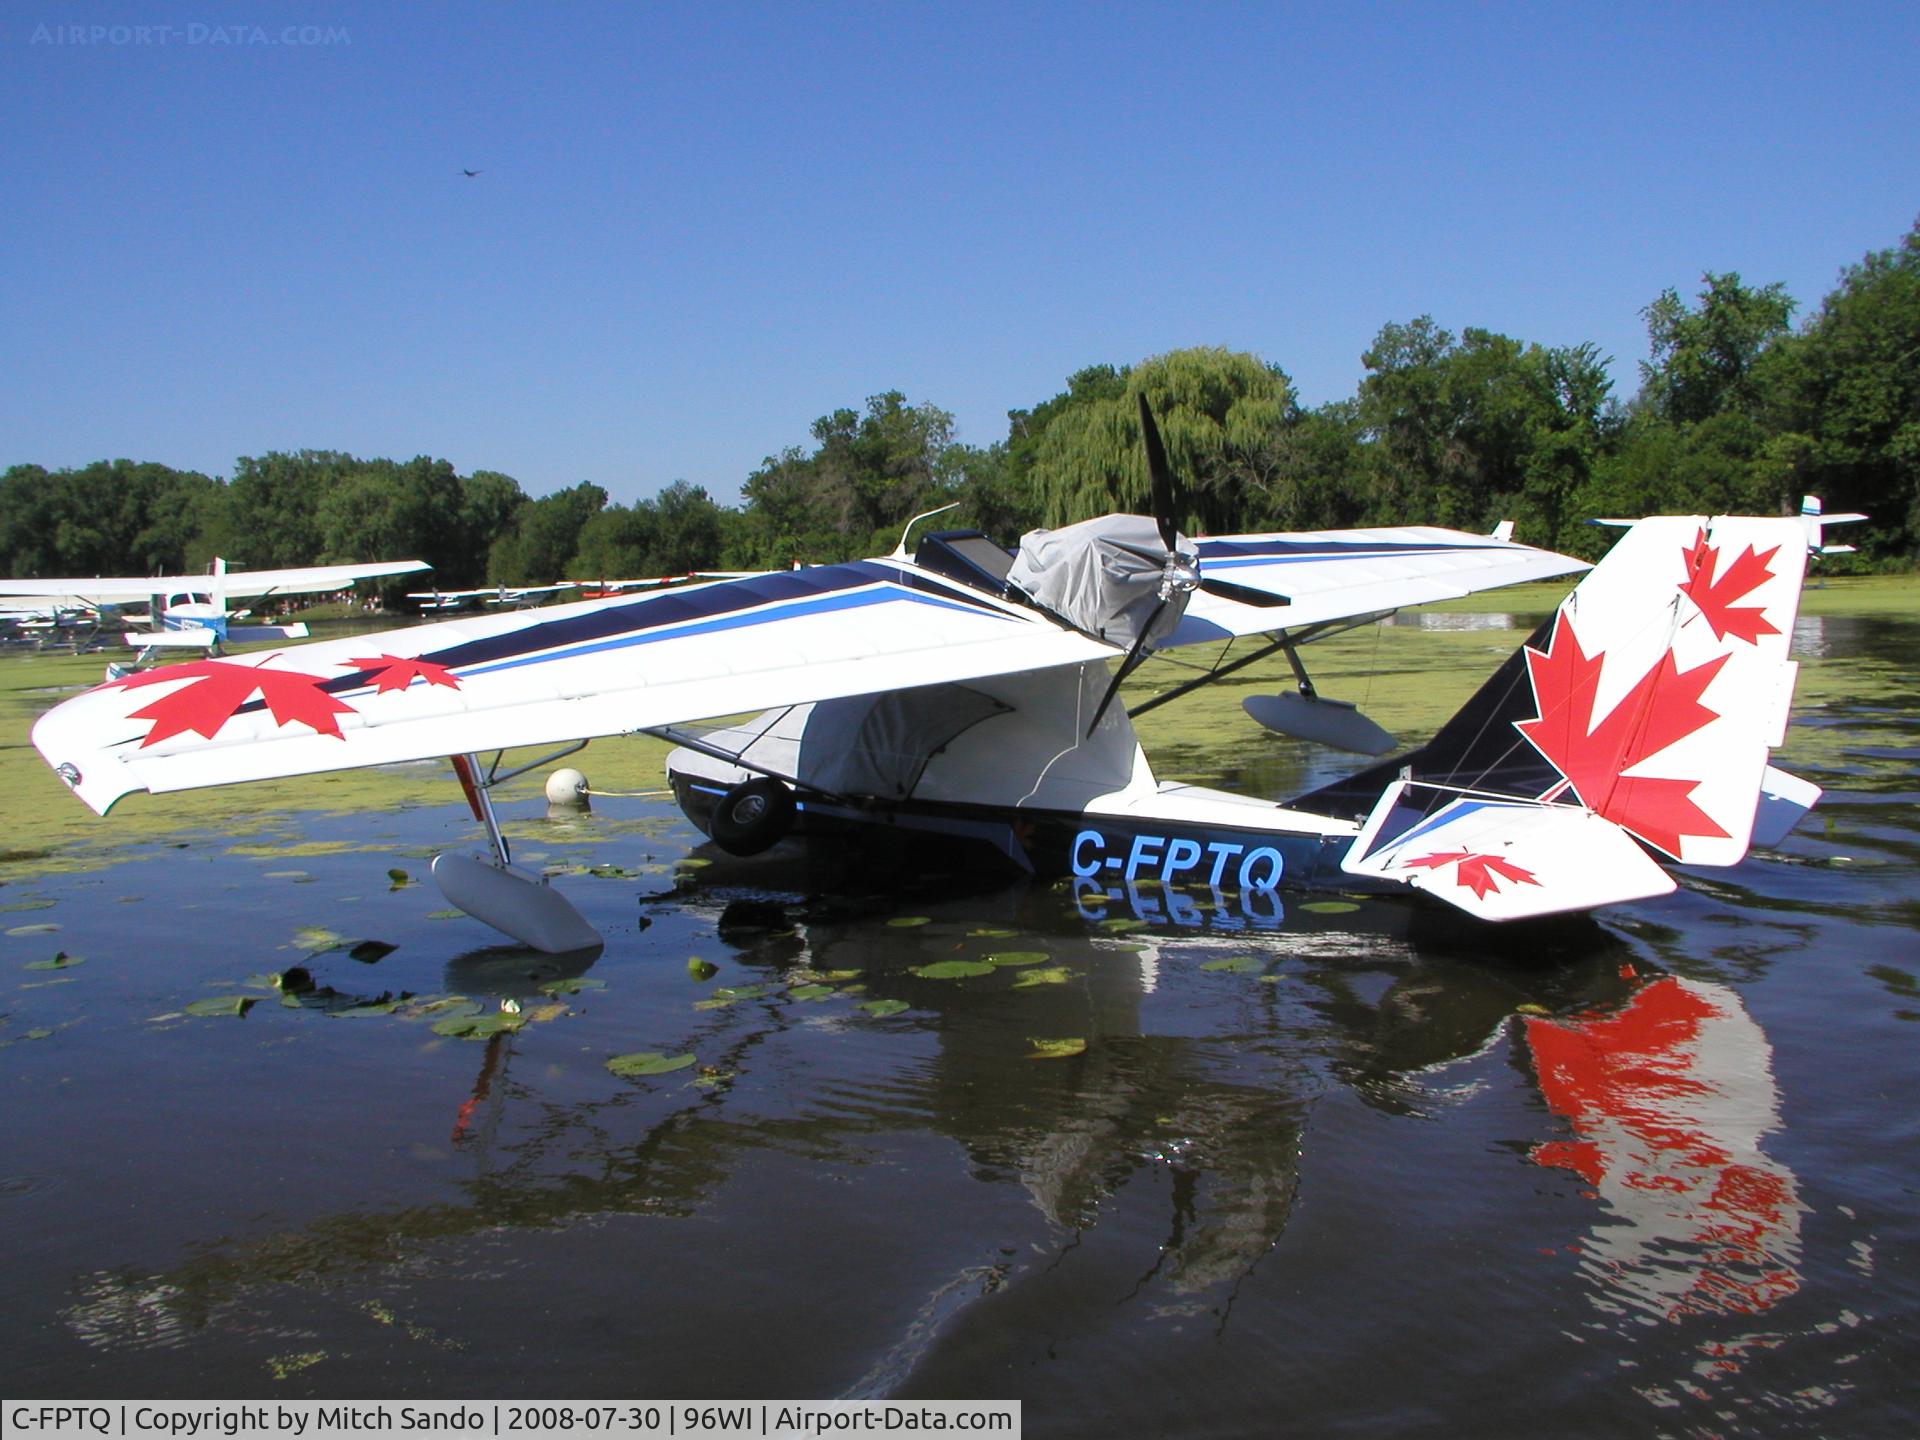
[2,557,431,673]
[29,400,1824,953]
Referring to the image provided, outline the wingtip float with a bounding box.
[26,427,1824,952]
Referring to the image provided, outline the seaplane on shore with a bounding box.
[3,557,431,673]
[30,401,1824,953]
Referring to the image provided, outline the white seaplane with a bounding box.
[30,402,1822,953]
[2,557,431,669]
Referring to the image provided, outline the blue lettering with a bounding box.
[1070,829,1105,878]
[1123,880,1163,923]
[1165,886,1203,928]
[1206,841,1244,886]
[1072,878,1108,921]
[1161,837,1203,881]
[1244,887,1286,928]
[1125,834,1165,880]
[1238,847,1285,890]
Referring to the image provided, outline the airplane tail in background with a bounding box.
[1329,515,1817,920]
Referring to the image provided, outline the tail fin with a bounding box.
[1331,515,1810,918]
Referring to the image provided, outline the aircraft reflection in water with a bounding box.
[54,858,1673,1372]
[1524,971,1805,1324]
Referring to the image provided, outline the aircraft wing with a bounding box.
[1169,526,1590,643]
[3,559,429,604]
[1,577,169,603]
[34,561,1116,816]
[212,559,431,597]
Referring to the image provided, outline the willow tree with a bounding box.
[1028,347,1296,535]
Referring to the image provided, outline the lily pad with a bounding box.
[968,928,1018,938]
[292,926,348,954]
[985,951,1049,968]
[25,952,83,971]
[408,997,482,1020]
[858,998,910,1018]
[1097,917,1149,933]
[909,960,995,980]
[432,1011,527,1039]
[711,984,768,1001]
[1200,956,1263,974]
[1028,1037,1088,1060]
[1300,900,1361,915]
[887,916,932,928]
[687,957,719,981]
[6,923,59,936]
[184,995,255,1018]
[787,983,835,1001]
[0,899,57,914]
[540,977,607,996]
[426,910,464,921]
[1012,967,1077,989]
[331,1000,404,1018]
[606,1050,697,1077]
[349,940,397,964]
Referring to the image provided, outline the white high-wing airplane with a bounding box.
[30,403,1822,953]
[2,556,431,663]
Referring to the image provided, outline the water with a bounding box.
[2,616,1916,1437]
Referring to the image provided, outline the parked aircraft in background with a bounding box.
[2,557,430,670]
[407,583,578,612]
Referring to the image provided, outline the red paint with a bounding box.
[1680,529,1781,644]
[1403,849,1541,899]
[1516,610,1731,857]
[108,658,355,746]
[345,653,462,694]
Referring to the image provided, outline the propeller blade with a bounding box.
[1086,599,1166,737]
[1136,394,1179,553]
[1197,576,1291,608]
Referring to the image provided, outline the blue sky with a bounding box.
[4,2,1917,506]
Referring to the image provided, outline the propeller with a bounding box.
[1084,397,1292,735]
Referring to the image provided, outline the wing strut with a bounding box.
[431,751,601,954]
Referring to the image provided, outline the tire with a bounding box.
[709,777,797,856]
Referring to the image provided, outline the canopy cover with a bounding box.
[1007,514,1194,649]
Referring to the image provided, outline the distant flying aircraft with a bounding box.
[461,168,481,178]
[31,401,1822,954]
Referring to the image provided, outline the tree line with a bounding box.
[6,218,1915,592]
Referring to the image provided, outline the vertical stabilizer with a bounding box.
[1337,515,1812,916]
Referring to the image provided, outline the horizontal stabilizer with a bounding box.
[122,630,218,650]
[1243,691,1397,755]
[1342,781,1676,921]
[226,623,311,642]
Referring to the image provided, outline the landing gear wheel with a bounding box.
[710,777,796,856]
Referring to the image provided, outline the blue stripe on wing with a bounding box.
[463,578,999,677]
[1195,537,1511,571]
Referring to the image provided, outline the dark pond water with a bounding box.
[3,615,1916,1437]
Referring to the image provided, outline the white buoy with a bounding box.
[545,767,590,808]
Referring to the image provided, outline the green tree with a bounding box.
[489,481,607,584]
[1029,347,1296,534]
[1639,272,1795,426]
[1763,218,1920,557]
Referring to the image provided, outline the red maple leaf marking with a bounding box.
[1679,529,1781,644]
[105,659,356,747]
[346,653,462,694]
[1404,849,1542,899]
[1516,611,1731,857]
